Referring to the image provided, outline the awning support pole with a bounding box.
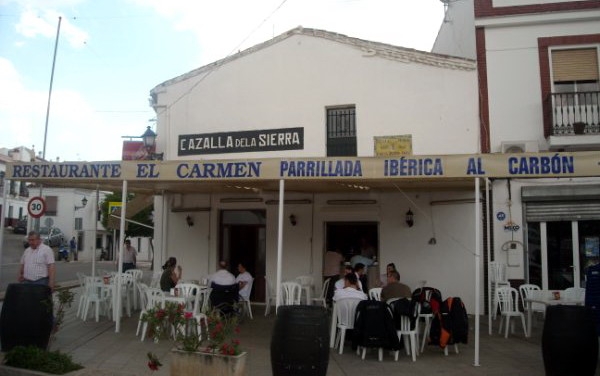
[115,180,127,333]
[275,179,285,313]
[474,177,481,366]
[0,178,8,283]
[486,178,492,335]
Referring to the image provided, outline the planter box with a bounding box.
[170,348,247,376]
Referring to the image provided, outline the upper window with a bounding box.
[326,106,357,157]
[552,48,599,106]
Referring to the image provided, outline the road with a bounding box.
[0,230,123,294]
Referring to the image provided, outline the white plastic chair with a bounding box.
[490,262,510,320]
[519,284,545,314]
[197,287,212,314]
[333,298,363,354]
[238,279,254,319]
[125,269,144,309]
[281,281,302,306]
[368,287,382,301]
[75,272,87,318]
[497,286,527,338]
[81,276,111,322]
[139,287,166,341]
[564,287,585,302]
[396,315,417,362]
[175,283,201,311]
[264,278,277,316]
[312,278,331,307]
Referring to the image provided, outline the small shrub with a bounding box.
[4,345,83,375]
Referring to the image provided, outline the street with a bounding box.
[0,230,122,293]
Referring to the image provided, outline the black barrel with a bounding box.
[271,305,329,376]
[0,283,54,352]
[542,305,598,376]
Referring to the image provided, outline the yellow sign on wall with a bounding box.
[108,202,122,214]
[374,135,412,156]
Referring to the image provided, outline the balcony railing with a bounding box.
[550,91,600,135]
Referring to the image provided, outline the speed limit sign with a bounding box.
[28,196,46,218]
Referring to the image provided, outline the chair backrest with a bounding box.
[564,287,585,301]
[145,287,165,309]
[318,278,331,300]
[497,286,519,313]
[281,282,302,305]
[150,272,162,288]
[197,288,212,314]
[176,283,200,297]
[125,269,143,281]
[137,282,149,308]
[368,287,382,301]
[490,262,508,283]
[295,275,314,287]
[335,297,363,329]
[518,283,541,310]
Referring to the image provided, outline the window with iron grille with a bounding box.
[75,218,83,231]
[326,106,357,156]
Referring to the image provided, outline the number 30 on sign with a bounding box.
[28,196,47,218]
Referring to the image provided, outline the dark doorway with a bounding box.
[326,222,379,261]
[219,210,266,302]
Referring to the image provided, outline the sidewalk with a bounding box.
[0,285,557,376]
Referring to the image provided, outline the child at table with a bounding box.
[160,257,182,292]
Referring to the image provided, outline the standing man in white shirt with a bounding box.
[18,231,56,291]
[122,239,137,272]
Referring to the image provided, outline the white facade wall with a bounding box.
[483,14,600,152]
[151,29,482,312]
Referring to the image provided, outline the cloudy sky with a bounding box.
[0,0,445,162]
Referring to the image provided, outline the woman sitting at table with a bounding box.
[160,257,182,292]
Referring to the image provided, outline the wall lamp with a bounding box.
[186,215,194,227]
[74,196,88,210]
[289,214,297,226]
[405,209,414,227]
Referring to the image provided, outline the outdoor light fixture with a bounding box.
[141,126,164,160]
[405,209,414,227]
[289,214,297,226]
[74,196,88,210]
[186,215,194,227]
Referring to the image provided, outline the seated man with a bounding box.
[209,260,236,286]
[209,260,238,316]
[381,270,412,302]
[235,262,253,301]
[333,273,367,301]
[334,265,363,292]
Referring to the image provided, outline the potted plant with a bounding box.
[141,302,246,376]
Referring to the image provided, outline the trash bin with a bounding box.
[271,305,329,376]
[542,305,598,376]
[0,283,53,352]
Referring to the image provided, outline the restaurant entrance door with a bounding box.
[219,210,266,302]
[527,220,600,290]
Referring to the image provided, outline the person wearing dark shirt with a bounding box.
[160,257,182,292]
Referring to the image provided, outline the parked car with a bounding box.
[13,220,27,234]
[23,227,65,248]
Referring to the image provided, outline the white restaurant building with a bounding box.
[6,1,600,316]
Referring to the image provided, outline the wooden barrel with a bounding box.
[271,305,329,376]
[0,283,53,352]
[542,305,598,376]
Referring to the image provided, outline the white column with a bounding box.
[474,177,481,366]
[275,179,285,313]
[115,180,128,333]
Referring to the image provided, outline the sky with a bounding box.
[0,0,445,162]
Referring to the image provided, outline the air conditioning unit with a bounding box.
[501,141,539,153]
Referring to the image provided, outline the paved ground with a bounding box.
[0,270,598,375]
